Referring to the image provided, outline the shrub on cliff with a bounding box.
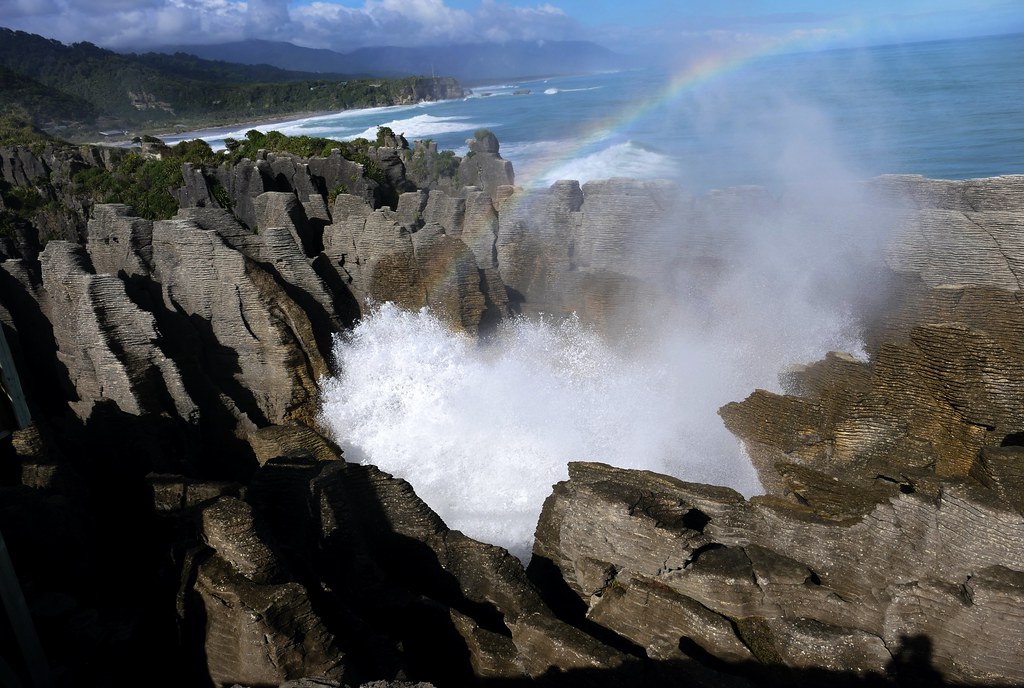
[0,108,63,152]
[73,139,223,220]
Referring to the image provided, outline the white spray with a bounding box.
[318,55,895,560]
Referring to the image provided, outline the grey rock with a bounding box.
[460,188,499,270]
[323,207,424,311]
[532,461,1024,684]
[395,189,429,228]
[307,150,377,206]
[38,240,197,422]
[458,132,514,200]
[150,214,328,428]
[870,173,1024,212]
[84,203,153,278]
[410,223,486,333]
[322,206,489,333]
[195,553,346,688]
[0,145,50,188]
[174,162,221,210]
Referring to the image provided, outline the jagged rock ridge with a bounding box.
[2,127,1024,687]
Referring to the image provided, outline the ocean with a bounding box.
[178,32,1024,193]
[195,32,1024,560]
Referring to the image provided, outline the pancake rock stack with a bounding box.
[1,127,1023,686]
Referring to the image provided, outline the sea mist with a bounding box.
[318,49,900,560]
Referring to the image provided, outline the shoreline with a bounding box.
[87,96,445,147]
[89,75,578,146]
[153,108,347,139]
[83,72,592,147]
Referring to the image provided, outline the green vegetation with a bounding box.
[0,27,462,140]
[0,108,65,151]
[72,140,223,220]
[436,149,460,177]
[0,176,65,242]
[1,122,461,236]
[375,126,396,146]
[73,152,182,220]
[228,129,345,160]
[65,128,403,220]
[227,129,389,187]
[0,66,100,132]
[327,184,349,206]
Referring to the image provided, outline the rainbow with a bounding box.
[511,33,832,189]
[407,33,840,310]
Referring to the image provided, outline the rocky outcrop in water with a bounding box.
[2,127,1024,687]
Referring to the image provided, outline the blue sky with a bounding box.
[0,0,1021,52]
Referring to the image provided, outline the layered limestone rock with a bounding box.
[676,175,1024,683]
[195,496,348,687]
[458,130,515,200]
[496,178,691,331]
[322,201,492,334]
[531,461,1024,685]
[85,203,154,279]
[38,240,196,422]
[229,454,631,685]
[6,128,1024,687]
[150,213,328,428]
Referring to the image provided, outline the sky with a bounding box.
[0,0,1021,55]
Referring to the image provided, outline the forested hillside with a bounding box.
[0,27,462,140]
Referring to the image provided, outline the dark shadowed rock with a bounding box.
[38,240,197,422]
[532,461,1024,685]
[6,131,1024,687]
[195,551,347,687]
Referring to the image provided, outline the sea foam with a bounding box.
[318,292,862,560]
[521,141,676,188]
[350,114,497,142]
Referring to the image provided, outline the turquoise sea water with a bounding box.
[176,32,1024,193]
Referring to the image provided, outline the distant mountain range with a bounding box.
[143,39,631,83]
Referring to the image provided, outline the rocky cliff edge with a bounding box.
[1,133,1023,687]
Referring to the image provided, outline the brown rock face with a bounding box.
[322,202,492,334]
[5,124,1024,687]
[532,461,1024,685]
[451,174,1012,687]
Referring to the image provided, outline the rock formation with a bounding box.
[1,125,1023,687]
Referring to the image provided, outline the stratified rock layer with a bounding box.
[532,461,1024,685]
[3,130,1024,688]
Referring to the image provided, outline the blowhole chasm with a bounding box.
[318,291,863,560]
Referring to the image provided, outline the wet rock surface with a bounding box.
[1,133,1023,686]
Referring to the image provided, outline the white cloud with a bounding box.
[0,0,60,18]
[0,0,586,50]
[74,0,164,9]
[245,0,293,37]
[291,0,574,49]
[474,0,574,42]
